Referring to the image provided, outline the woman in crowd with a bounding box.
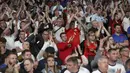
[41,55,61,73]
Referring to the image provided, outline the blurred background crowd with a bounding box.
[0,0,130,73]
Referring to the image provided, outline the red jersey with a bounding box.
[109,19,123,34]
[65,28,80,48]
[57,42,74,64]
[84,40,97,58]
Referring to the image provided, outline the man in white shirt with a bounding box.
[14,30,26,50]
[92,56,108,73]
[107,48,126,73]
[61,57,90,73]
[122,11,130,32]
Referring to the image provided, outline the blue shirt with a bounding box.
[60,0,68,7]
[112,33,128,43]
[127,70,130,73]
[127,26,130,34]
[0,64,7,69]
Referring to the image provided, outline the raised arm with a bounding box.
[119,4,125,20]
[65,14,75,30]
[102,23,111,36]
[12,19,18,37]
[111,2,118,20]
[77,45,88,66]
[74,15,88,32]
[95,22,102,38]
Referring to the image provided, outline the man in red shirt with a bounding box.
[57,32,74,64]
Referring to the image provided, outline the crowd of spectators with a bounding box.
[0,0,130,73]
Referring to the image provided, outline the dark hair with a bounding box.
[42,29,49,34]
[0,37,6,43]
[96,7,101,11]
[60,32,66,38]
[114,23,120,28]
[7,52,17,57]
[69,21,75,27]
[45,47,55,54]
[114,13,118,18]
[88,29,95,36]
[22,50,31,56]
[20,21,28,29]
[0,28,4,36]
[66,57,78,65]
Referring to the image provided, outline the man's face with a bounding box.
[0,42,6,54]
[12,12,17,19]
[0,21,6,29]
[20,22,26,29]
[24,60,33,72]
[5,29,11,36]
[108,50,119,62]
[89,33,96,41]
[8,54,17,65]
[61,34,67,42]
[42,31,49,41]
[23,42,30,50]
[98,58,108,72]
[121,48,130,57]
[66,61,77,72]
[19,31,25,39]
[23,52,32,59]
[115,26,121,33]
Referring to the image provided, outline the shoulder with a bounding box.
[127,70,130,73]
[15,41,21,43]
[109,63,124,68]
[120,34,128,38]
[112,34,117,37]
[39,59,45,64]
[0,64,7,69]
[115,63,124,67]
[92,70,101,73]
[61,68,70,73]
[127,26,130,33]
[79,67,90,73]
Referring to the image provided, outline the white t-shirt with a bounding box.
[4,35,16,50]
[63,67,90,73]
[54,26,65,42]
[14,40,23,49]
[122,17,130,32]
[92,70,102,73]
[108,63,126,73]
